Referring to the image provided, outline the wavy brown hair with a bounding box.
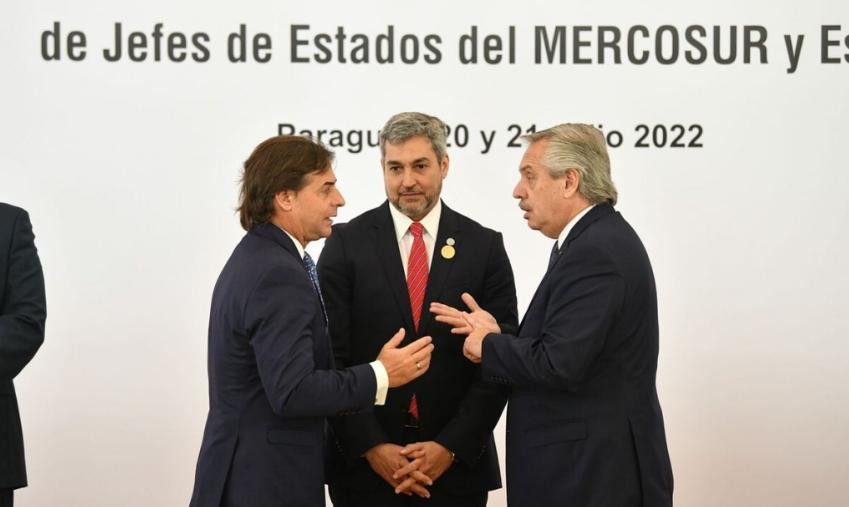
[238,135,334,231]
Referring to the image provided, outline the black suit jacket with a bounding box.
[318,201,518,497]
[0,203,46,490]
[483,204,674,506]
[190,223,378,507]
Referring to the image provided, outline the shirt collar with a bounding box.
[388,199,442,242]
[556,204,596,250]
[277,226,306,260]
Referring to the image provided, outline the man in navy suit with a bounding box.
[319,112,517,506]
[190,135,435,507]
[0,203,46,507]
[432,124,674,506]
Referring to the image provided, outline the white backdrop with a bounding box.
[2,1,849,505]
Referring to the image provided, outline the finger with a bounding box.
[409,482,431,498]
[405,448,427,459]
[434,314,466,327]
[429,302,459,315]
[382,328,406,350]
[411,470,434,486]
[410,343,434,363]
[395,476,419,495]
[393,458,423,479]
[400,443,424,455]
[400,335,433,354]
[450,326,473,335]
[461,292,481,312]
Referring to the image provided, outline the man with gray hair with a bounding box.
[432,124,674,506]
[319,112,518,506]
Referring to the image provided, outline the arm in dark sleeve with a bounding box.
[318,228,389,457]
[0,208,46,379]
[482,243,623,391]
[435,232,518,465]
[246,263,376,419]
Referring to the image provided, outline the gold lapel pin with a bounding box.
[441,238,456,259]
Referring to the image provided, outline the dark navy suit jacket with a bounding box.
[0,203,46,491]
[483,204,674,506]
[190,223,378,507]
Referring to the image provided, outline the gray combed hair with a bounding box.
[524,123,618,206]
[380,112,448,162]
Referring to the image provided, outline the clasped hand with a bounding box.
[365,441,454,498]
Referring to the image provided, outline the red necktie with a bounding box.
[406,222,428,421]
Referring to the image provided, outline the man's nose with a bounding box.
[512,180,523,199]
[401,168,416,188]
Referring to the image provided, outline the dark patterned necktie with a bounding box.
[303,252,328,325]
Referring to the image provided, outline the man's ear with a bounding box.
[274,190,295,212]
[562,169,581,198]
[440,154,450,179]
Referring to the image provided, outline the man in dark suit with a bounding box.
[0,203,46,507]
[190,136,435,507]
[318,112,518,506]
[432,124,674,506]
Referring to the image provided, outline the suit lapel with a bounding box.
[251,222,333,367]
[418,203,460,334]
[372,203,416,334]
[517,203,616,332]
[251,222,303,263]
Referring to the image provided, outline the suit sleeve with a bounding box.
[435,231,518,465]
[318,228,390,457]
[0,209,46,379]
[245,262,377,419]
[482,242,624,391]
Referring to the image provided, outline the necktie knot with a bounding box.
[302,252,327,324]
[409,222,424,238]
[548,241,560,271]
[303,252,317,279]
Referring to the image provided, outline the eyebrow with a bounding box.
[385,157,430,165]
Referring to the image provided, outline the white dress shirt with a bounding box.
[556,204,596,251]
[280,227,388,405]
[388,199,442,276]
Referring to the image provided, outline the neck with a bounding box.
[550,201,592,239]
[272,216,308,248]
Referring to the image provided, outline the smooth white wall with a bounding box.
[2,1,848,505]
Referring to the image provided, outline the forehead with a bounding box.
[303,166,336,187]
[384,135,438,161]
[520,139,549,171]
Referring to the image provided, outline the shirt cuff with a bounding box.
[369,360,389,405]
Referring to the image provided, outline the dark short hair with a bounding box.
[238,135,334,231]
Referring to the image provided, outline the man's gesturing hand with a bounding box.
[376,328,434,387]
[430,292,500,335]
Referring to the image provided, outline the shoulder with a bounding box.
[226,231,308,288]
[566,211,646,273]
[0,202,27,225]
[327,203,385,243]
[444,204,502,240]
